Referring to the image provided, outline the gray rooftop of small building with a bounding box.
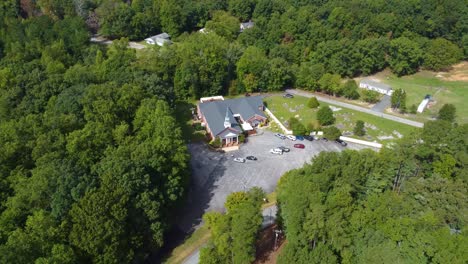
[146,32,170,40]
[199,96,265,137]
[360,79,392,91]
[241,21,255,28]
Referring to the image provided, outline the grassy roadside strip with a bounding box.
[262,192,277,209]
[163,225,211,264]
[164,192,278,264]
[264,94,417,145]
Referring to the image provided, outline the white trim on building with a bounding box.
[417,99,430,113]
[359,79,393,96]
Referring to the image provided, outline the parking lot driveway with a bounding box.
[372,94,391,113]
[178,130,372,232]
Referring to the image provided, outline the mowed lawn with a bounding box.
[264,94,417,144]
[363,67,468,124]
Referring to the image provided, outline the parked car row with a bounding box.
[275,132,348,147]
[274,133,287,140]
[233,155,258,163]
[275,133,312,141]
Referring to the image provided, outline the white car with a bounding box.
[233,158,246,163]
[270,148,283,155]
[287,135,296,141]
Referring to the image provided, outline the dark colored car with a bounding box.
[321,137,329,142]
[283,93,294,98]
[295,135,304,141]
[335,139,347,146]
[277,146,290,152]
[294,143,305,149]
[303,135,314,141]
[246,156,257,161]
[275,133,286,140]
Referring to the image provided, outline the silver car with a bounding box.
[233,157,246,163]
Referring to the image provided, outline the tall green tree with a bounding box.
[323,126,341,140]
[342,80,360,99]
[438,104,456,122]
[174,33,230,99]
[389,37,423,76]
[205,11,240,41]
[424,38,462,71]
[159,0,186,36]
[296,63,325,91]
[317,106,335,126]
[318,73,342,96]
[236,46,268,93]
[391,88,407,112]
[353,120,365,136]
[200,188,264,264]
[228,0,255,21]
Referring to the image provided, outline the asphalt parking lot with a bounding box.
[178,129,373,232]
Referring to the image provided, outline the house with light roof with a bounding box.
[145,33,172,46]
[359,79,393,96]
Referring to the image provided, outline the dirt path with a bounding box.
[90,36,146,50]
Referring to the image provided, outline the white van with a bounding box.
[270,148,283,155]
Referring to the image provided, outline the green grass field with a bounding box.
[386,75,467,123]
[361,66,468,124]
[264,94,417,144]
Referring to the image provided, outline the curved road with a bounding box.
[182,205,278,264]
[285,89,424,128]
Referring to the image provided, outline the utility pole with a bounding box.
[274,229,283,250]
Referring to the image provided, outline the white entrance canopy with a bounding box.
[241,122,254,131]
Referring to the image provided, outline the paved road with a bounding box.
[372,94,391,113]
[286,89,424,128]
[183,205,278,264]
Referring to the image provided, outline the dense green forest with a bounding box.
[277,120,467,263]
[200,188,265,264]
[0,0,467,263]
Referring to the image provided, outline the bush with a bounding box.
[193,122,204,131]
[210,137,221,148]
[353,120,365,136]
[228,81,238,96]
[307,97,320,108]
[239,133,245,143]
[306,122,315,134]
[438,104,456,122]
[342,80,360,100]
[324,126,341,140]
[288,117,307,135]
[317,106,335,126]
[410,104,417,114]
[361,90,380,103]
[391,88,406,111]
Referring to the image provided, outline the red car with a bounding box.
[294,143,305,149]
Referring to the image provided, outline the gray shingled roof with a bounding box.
[199,96,265,137]
[360,79,392,91]
[146,33,170,41]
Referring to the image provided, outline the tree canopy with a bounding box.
[1,0,467,262]
[277,122,468,263]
